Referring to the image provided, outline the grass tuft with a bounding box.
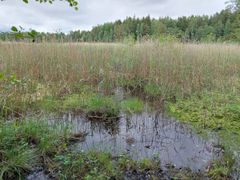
[121,98,144,113]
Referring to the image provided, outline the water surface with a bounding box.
[51,111,220,171]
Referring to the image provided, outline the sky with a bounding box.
[0,0,226,33]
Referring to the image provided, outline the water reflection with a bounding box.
[51,112,219,171]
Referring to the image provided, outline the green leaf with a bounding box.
[11,26,18,32]
[23,0,29,3]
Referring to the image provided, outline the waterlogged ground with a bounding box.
[50,111,222,172]
[25,87,237,179]
[2,87,235,179]
[26,111,223,180]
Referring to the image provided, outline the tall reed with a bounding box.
[1,41,240,97]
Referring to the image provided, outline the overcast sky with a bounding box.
[0,0,226,32]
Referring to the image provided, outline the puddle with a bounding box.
[26,170,49,180]
[50,111,220,172]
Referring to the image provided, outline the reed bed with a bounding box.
[1,41,240,97]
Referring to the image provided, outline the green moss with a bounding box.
[168,92,240,146]
[121,98,144,113]
[168,92,240,178]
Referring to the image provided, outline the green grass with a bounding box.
[19,87,144,117]
[0,119,70,179]
[52,151,161,180]
[144,83,162,97]
[35,96,61,112]
[120,98,144,113]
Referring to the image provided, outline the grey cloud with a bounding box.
[0,0,226,32]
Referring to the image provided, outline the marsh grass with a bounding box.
[1,42,240,97]
[35,92,145,119]
[52,151,162,180]
[1,41,240,116]
[120,98,144,113]
[0,119,71,179]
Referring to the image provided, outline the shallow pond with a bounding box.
[50,111,221,172]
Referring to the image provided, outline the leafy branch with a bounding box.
[22,0,79,10]
[11,26,39,42]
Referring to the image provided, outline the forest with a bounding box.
[0,5,240,43]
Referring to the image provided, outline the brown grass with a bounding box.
[1,41,240,97]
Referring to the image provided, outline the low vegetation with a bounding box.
[168,92,240,178]
[120,98,144,113]
[0,119,70,179]
[168,92,240,154]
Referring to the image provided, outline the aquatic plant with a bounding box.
[168,92,240,178]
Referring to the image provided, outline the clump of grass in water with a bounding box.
[35,89,145,118]
[0,119,71,179]
[208,155,235,180]
[34,89,120,118]
[84,94,120,119]
[121,98,144,113]
[63,94,121,120]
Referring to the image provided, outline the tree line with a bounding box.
[1,1,240,43]
[71,9,240,43]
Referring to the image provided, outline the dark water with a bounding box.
[51,111,220,172]
[26,171,49,180]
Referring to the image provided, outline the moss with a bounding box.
[168,92,240,178]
